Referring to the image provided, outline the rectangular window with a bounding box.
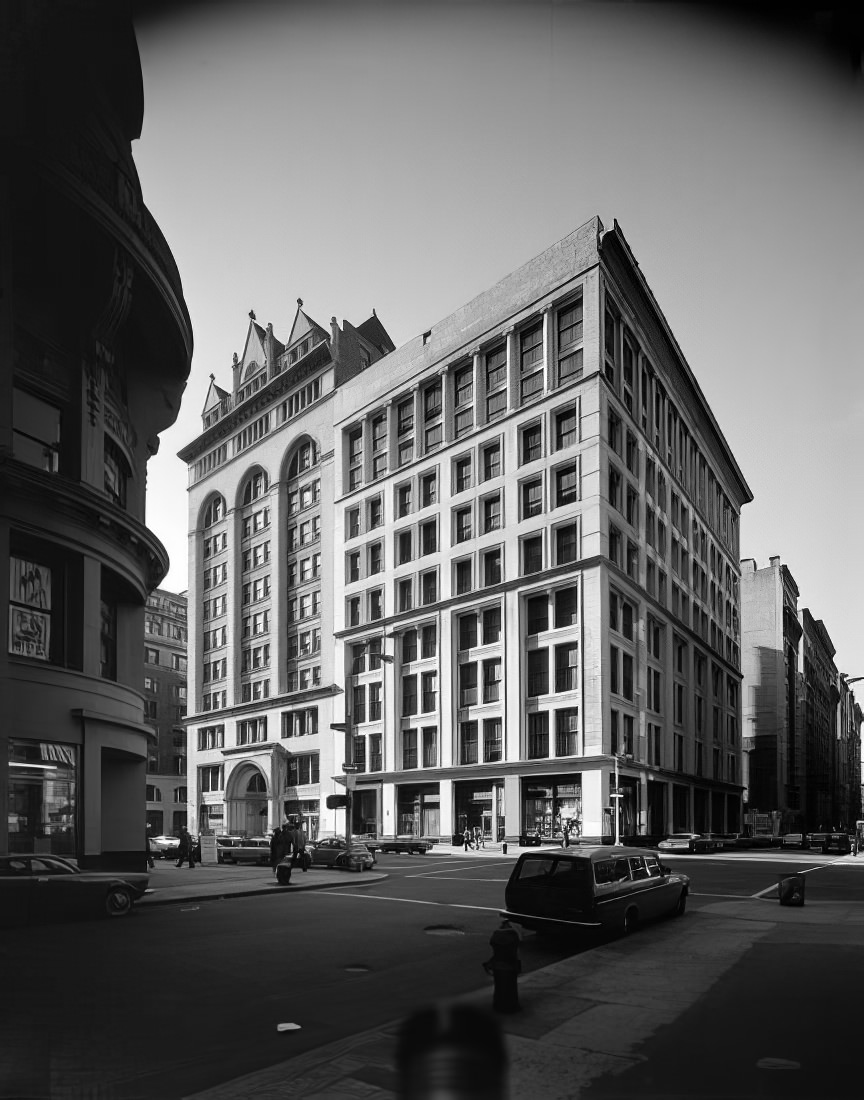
[555,408,577,450]
[421,624,437,658]
[483,548,502,587]
[402,629,418,663]
[557,298,583,383]
[555,644,579,692]
[527,649,548,697]
[555,587,578,627]
[482,441,501,480]
[397,483,412,518]
[13,388,62,473]
[422,726,438,768]
[527,594,549,634]
[459,612,477,651]
[522,535,543,575]
[420,519,437,554]
[402,674,418,716]
[454,364,474,438]
[556,524,578,565]
[519,323,544,401]
[521,423,542,464]
[555,463,579,507]
[460,721,478,765]
[421,671,437,712]
[459,662,478,707]
[421,472,437,508]
[402,728,418,770]
[454,455,473,493]
[483,494,502,533]
[420,570,437,605]
[482,606,501,643]
[521,478,543,518]
[485,345,507,420]
[527,712,549,759]
[482,659,501,703]
[555,709,579,756]
[455,558,473,594]
[483,718,502,763]
[455,507,472,543]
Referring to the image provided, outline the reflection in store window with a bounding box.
[8,740,77,856]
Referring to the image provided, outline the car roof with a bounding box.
[518,846,657,864]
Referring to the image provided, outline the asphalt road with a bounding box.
[2,850,860,1099]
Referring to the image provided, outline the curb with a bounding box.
[139,871,389,907]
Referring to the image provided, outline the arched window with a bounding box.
[243,359,263,381]
[288,441,319,480]
[242,470,269,505]
[174,786,188,804]
[146,785,162,802]
[247,772,267,794]
[204,494,226,527]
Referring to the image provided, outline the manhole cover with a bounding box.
[424,925,466,937]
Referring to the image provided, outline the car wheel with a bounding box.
[416,848,427,855]
[674,890,688,917]
[622,907,639,935]
[105,886,134,918]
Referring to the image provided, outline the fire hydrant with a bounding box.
[483,921,521,1013]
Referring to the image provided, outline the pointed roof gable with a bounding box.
[286,298,330,351]
[240,318,268,381]
[356,311,395,355]
[202,374,230,415]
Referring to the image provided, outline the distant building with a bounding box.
[143,589,189,836]
[836,676,862,832]
[0,3,191,869]
[799,609,840,832]
[740,557,803,833]
[181,217,751,845]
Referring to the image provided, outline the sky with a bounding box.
[132,1,864,677]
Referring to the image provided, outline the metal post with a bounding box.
[614,755,620,846]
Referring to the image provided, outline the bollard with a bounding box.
[482,920,521,1013]
[276,862,292,886]
[777,873,805,906]
[502,842,507,855]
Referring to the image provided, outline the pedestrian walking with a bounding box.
[563,825,571,848]
[146,826,155,869]
[474,826,484,850]
[290,821,308,871]
[175,826,195,869]
[463,827,473,852]
[270,825,286,875]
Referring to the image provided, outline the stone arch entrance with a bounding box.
[225,763,270,836]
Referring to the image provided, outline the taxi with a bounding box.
[501,845,689,937]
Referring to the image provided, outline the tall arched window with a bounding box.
[288,441,319,479]
[242,469,269,505]
[204,494,226,527]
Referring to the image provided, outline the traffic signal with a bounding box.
[326,794,349,809]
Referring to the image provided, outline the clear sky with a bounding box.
[132,1,864,676]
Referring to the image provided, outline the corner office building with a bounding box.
[0,4,192,869]
[182,217,751,845]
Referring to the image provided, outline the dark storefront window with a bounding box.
[8,740,78,856]
[523,777,582,840]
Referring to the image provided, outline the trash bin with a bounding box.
[777,873,805,906]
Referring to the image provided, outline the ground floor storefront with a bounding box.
[347,764,743,844]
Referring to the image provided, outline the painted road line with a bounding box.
[321,892,500,913]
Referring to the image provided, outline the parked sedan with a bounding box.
[308,837,376,870]
[149,835,180,859]
[0,854,150,926]
[658,833,722,854]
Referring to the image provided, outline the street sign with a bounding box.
[330,723,349,731]
[342,763,360,772]
[609,793,623,799]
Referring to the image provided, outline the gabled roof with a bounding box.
[202,374,230,414]
[356,311,395,354]
[286,299,330,350]
[240,320,268,381]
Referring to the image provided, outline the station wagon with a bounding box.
[501,845,689,936]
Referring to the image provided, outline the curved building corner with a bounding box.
[0,2,192,871]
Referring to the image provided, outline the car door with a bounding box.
[28,856,92,920]
[0,857,35,926]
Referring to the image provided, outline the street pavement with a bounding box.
[142,847,864,1099]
